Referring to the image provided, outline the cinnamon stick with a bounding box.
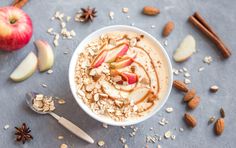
[189,13,231,58]
[193,12,219,38]
[12,0,28,9]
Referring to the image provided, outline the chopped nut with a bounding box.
[58,135,64,140]
[47,69,53,74]
[60,144,68,148]
[203,56,213,64]
[184,72,191,77]
[120,137,126,144]
[58,99,66,104]
[165,107,173,113]
[208,116,216,125]
[171,135,176,140]
[98,140,105,147]
[4,124,10,130]
[184,78,191,84]
[41,83,48,88]
[102,123,108,128]
[164,131,172,139]
[179,128,184,132]
[109,11,114,20]
[47,28,53,33]
[198,67,205,72]
[163,39,168,46]
[210,85,219,93]
[220,108,225,118]
[122,7,129,13]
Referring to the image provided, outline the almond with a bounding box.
[173,80,189,92]
[143,6,160,16]
[183,89,196,102]
[162,21,175,37]
[214,118,224,135]
[184,113,197,128]
[187,96,200,110]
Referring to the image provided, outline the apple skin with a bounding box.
[34,40,54,72]
[91,50,108,68]
[105,44,129,63]
[0,6,33,51]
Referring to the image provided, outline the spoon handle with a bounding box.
[49,112,94,144]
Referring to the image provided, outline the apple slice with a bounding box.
[10,52,37,82]
[121,72,138,84]
[34,40,54,72]
[129,87,150,104]
[100,80,129,99]
[173,35,196,62]
[91,50,108,68]
[110,54,136,69]
[105,44,129,63]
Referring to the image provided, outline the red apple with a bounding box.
[0,6,33,51]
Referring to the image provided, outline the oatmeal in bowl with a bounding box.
[69,25,173,126]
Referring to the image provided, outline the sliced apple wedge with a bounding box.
[120,72,138,85]
[110,54,136,69]
[173,35,196,62]
[105,44,129,63]
[91,50,108,68]
[100,80,129,99]
[10,52,37,82]
[35,40,54,72]
[129,87,150,104]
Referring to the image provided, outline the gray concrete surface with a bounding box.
[0,0,236,147]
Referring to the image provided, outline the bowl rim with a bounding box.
[69,25,173,126]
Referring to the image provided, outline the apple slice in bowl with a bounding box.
[10,52,37,82]
[104,43,129,63]
[129,87,150,104]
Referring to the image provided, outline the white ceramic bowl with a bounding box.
[69,25,173,126]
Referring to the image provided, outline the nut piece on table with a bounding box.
[210,85,219,93]
[214,118,224,136]
[173,80,189,92]
[183,89,196,102]
[187,96,200,110]
[184,113,197,128]
[142,6,160,16]
[162,21,175,37]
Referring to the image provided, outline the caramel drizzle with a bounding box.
[135,45,160,94]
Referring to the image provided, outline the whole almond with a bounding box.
[173,80,189,92]
[162,21,175,37]
[143,6,160,16]
[184,113,197,128]
[187,96,200,110]
[214,118,224,135]
[183,89,196,102]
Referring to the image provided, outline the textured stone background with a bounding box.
[0,0,236,147]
